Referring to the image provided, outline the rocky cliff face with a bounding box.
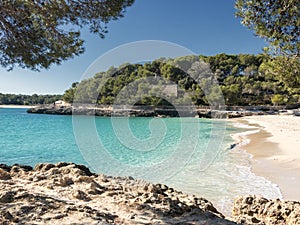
[27,104,268,118]
[0,162,237,225]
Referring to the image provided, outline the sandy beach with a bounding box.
[0,105,35,109]
[232,115,300,201]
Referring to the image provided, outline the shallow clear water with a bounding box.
[0,108,281,215]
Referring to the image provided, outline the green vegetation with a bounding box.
[235,0,299,99]
[235,0,299,57]
[0,93,62,105]
[63,54,300,107]
[0,0,134,71]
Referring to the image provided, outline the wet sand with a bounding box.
[232,115,300,201]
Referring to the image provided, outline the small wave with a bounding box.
[230,129,260,149]
[232,122,258,129]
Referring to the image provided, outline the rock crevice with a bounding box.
[1,163,300,224]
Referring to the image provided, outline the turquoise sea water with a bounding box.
[0,108,281,214]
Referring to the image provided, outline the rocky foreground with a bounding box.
[0,163,299,225]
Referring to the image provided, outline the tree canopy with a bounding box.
[235,0,299,56]
[63,54,300,107]
[0,0,134,71]
[235,0,300,91]
[0,93,62,105]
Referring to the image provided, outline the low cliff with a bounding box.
[27,104,268,118]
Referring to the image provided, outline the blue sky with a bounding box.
[0,0,267,94]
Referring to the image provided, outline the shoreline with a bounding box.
[231,115,300,201]
[27,103,275,118]
[0,105,35,109]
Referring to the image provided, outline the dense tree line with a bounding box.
[63,54,300,107]
[0,93,62,105]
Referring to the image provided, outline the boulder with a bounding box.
[232,195,300,225]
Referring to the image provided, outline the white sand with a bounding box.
[0,105,35,109]
[233,115,300,201]
[243,115,300,162]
